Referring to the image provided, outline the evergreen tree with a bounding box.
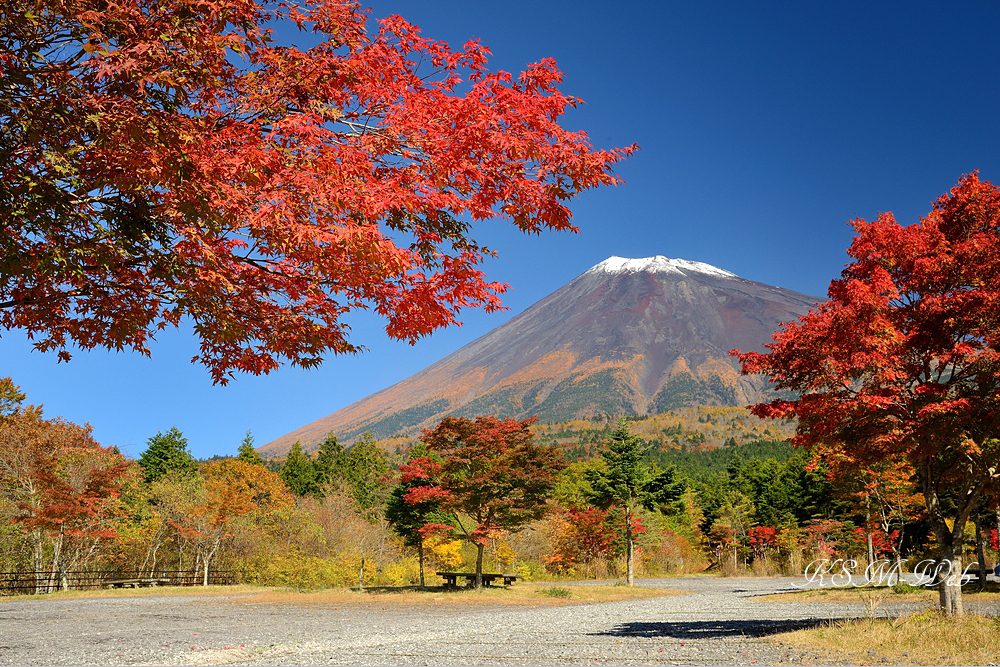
[279,441,319,497]
[314,432,348,491]
[138,426,198,483]
[586,418,684,585]
[345,432,390,521]
[236,431,265,466]
[644,463,687,515]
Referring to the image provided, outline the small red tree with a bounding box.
[735,172,1000,615]
[747,525,778,565]
[419,416,565,587]
[384,455,453,587]
[1,0,635,382]
[544,507,618,575]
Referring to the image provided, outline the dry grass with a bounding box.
[775,610,1000,665]
[9,582,682,610]
[224,583,683,610]
[9,584,264,601]
[764,583,1000,605]
[765,583,1000,665]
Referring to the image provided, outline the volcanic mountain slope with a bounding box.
[261,256,823,456]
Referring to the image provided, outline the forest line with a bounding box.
[4,375,996,595]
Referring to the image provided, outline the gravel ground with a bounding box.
[1,576,990,666]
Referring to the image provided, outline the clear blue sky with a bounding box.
[3,0,999,460]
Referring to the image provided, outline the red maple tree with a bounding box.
[418,415,564,587]
[0,1,635,382]
[734,172,1000,615]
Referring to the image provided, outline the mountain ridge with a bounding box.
[261,256,822,456]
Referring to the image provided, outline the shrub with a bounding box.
[892,581,923,594]
[539,586,571,598]
[379,558,421,586]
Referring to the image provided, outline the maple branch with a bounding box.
[0,289,89,310]
[450,511,471,541]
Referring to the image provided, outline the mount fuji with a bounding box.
[261,256,823,455]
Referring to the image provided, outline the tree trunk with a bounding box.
[937,545,964,616]
[29,528,46,594]
[418,539,425,588]
[889,521,905,576]
[48,529,64,595]
[358,551,365,591]
[921,462,976,616]
[975,513,988,591]
[475,543,485,589]
[865,508,874,571]
[625,507,635,586]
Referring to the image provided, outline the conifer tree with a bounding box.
[138,427,198,483]
[586,419,684,585]
[345,433,390,521]
[236,431,265,466]
[279,441,319,498]
[313,432,348,492]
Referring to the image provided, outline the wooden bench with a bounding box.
[105,577,171,589]
[436,571,518,588]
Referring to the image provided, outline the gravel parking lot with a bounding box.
[0,577,969,666]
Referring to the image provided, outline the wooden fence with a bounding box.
[0,569,238,595]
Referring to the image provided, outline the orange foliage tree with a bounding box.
[0,0,635,382]
[735,173,1000,615]
[0,381,135,590]
[182,459,293,585]
[817,449,923,568]
[543,507,625,576]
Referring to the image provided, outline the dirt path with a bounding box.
[0,577,923,666]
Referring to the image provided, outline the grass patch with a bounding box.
[775,611,1000,666]
[228,583,682,609]
[539,586,572,598]
[892,581,924,594]
[763,581,1000,605]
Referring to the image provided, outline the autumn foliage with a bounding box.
[544,507,644,575]
[0,0,635,381]
[416,416,564,585]
[735,172,1000,614]
[0,379,133,589]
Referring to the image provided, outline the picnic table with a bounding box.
[105,577,171,589]
[436,571,518,588]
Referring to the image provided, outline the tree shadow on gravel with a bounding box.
[590,618,843,639]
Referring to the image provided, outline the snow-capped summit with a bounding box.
[264,252,821,454]
[588,256,739,279]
